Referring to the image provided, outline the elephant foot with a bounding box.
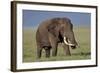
[65,53,71,56]
[65,49,71,56]
[52,50,57,57]
[52,54,57,57]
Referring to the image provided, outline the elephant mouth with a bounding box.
[63,36,75,46]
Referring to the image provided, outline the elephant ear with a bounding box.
[47,18,60,37]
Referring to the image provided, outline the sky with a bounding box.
[23,10,91,28]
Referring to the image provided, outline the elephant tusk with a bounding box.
[64,37,75,46]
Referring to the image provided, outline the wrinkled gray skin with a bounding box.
[36,17,77,58]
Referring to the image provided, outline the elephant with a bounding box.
[36,17,78,58]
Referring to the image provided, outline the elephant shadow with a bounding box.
[71,52,91,56]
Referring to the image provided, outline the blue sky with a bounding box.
[23,10,91,27]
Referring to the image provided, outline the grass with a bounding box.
[23,26,91,62]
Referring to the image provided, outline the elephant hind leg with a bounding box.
[37,48,42,59]
[44,47,51,58]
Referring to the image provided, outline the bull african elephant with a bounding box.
[36,17,78,58]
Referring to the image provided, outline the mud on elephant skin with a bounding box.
[36,17,78,58]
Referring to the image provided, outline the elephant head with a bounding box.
[48,17,78,49]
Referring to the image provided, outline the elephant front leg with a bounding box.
[52,47,57,56]
[62,43,71,56]
[48,33,58,57]
[51,43,58,57]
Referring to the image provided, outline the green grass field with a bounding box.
[23,26,91,62]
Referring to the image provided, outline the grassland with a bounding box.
[23,26,91,62]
